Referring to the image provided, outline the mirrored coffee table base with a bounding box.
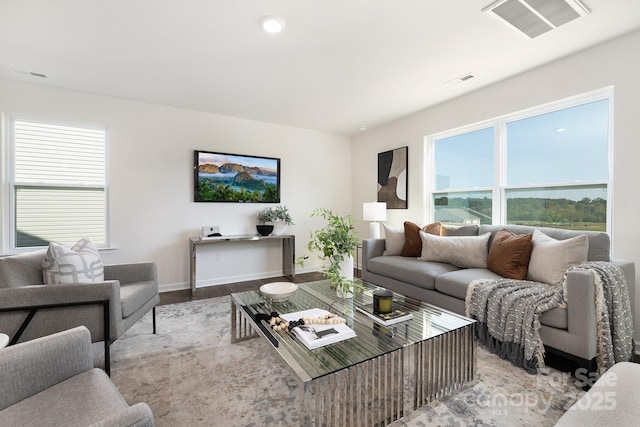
[231,280,476,426]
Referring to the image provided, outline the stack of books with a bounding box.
[280,308,356,350]
[356,304,413,326]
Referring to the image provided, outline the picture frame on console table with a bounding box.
[378,146,407,209]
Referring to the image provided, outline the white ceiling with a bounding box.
[1,1,640,136]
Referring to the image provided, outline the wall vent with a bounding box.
[444,73,477,87]
[482,0,591,39]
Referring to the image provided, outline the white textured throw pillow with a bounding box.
[43,237,104,284]
[382,224,405,256]
[419,231,491,268]
[527,230,588,285]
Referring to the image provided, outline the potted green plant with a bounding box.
[257,205,293,235]
[306,208,363,298]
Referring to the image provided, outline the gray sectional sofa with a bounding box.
[362,224,635,369]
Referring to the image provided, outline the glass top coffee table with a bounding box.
[231,280,476,426]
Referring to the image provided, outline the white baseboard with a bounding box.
[158,281,189,293]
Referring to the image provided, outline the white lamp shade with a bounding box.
[363,202,387,222]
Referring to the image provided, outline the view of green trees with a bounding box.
[197,181,279,202]
[435,196,606,231]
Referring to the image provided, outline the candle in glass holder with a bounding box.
[373,290,393,314]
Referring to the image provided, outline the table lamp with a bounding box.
[363,202,387,239]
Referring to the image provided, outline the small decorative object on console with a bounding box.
[256,224,274,236]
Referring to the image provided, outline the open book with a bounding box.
[356,303,413,326]
[280,308,356,350]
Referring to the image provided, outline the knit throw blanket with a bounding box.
[465,261,634,374]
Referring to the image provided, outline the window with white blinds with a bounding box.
[10,118,107,248]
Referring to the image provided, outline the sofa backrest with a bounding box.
[0,250,47,288]
[478,225,610,262]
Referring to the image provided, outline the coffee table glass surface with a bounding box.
[231,279,475,382]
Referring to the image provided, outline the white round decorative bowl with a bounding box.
[259,282,298,301]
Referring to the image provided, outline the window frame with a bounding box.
[426,87,613,233]
[4,114,110,252]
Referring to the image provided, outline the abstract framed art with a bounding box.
[377,146,407,209]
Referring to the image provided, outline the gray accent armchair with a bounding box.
[0,250,159,374]
[0,326,154,426]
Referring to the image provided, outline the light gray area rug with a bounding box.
[110,296,585,426]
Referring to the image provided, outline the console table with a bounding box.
[189,234,295,293]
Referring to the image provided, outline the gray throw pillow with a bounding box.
[419,231,490,268]
[382,224,405,256]
[440,224,479,236]
[527,230,588,285]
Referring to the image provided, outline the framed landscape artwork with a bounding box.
[194,150,281,203]
[378,146,408,209]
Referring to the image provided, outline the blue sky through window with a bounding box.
[506,99,609,186]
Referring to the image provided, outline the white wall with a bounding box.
[0,79,352,291]
[352,30,640,343]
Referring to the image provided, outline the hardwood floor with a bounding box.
[158,271,326,306]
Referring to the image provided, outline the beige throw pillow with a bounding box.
[382,224,405,256]
[419,231,491,268]
[401,221,441,257]
[527,230,588,285]
[43,237,104,284]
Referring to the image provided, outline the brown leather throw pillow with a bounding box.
[487,228,533,280]
[401,221,441,257]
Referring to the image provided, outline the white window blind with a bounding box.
[11,118,107,248]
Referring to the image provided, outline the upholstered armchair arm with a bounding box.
[88,403,155,427]
[0,326,93,411]
[104,262,157,286]
[0,280,122,343]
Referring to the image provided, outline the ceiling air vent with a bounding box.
[482,0,591,39]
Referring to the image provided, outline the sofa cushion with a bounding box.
[119,281,158,318]
[401,221,441,257]
[487,229,533,280]
[0,250,47,288]
[43,238,104,285]
[435,268,502,299]
[539,307,568,329]
[527,230,588,285]
[367,255,458,290]
[382,224,405,256]
[440,224,479,236]
[419,232,491,268]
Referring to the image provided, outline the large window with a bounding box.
[8,117,108,248]
[429,90,611,232]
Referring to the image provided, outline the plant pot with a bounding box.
[338,255,354,281]
[335,255,354,299]
[270,221,288,235]
[256,224,274,236]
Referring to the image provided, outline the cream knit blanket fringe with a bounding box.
[568,262,634,374]
[466,261,634,375]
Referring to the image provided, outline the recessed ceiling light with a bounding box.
[261,16,285,34]
[358,126,366,132]
[555,127,567,132]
